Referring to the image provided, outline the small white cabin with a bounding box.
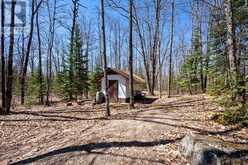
[97,68,146,102]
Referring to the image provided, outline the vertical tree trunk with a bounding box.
[109,25,113,67]
[97,9,103,68]
[1,0,6,114]
[168,0,174,98]
[19,28,25,74]
[204,42,210,92]
[158,39,162,98]
[128,0,134,109]
[150,0,161,96]
[204,21,211,92]
[118,23,121,69]
[240,25,246,102]
[36,1,43,104]
[133,5,154,95]
[46,0,57,106]
[68,0,78,101]
[20,0,35,105]
[197,0,204,93]
[100,0,110,116]
[6,0,16,113]
[224,0,238,100]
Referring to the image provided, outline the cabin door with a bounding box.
[108,80,118,102]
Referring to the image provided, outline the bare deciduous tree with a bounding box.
[36,0,43,104]
[6,0,16,113]
[20,0,43,105]
[100,0,110,116]
[128,0,134,109]
[1,0,6,114]
[46,0,57,106]
[168,0,174,98]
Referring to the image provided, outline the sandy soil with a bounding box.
[0,95,247,165]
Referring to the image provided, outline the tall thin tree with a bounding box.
[46,0,57,105]
[20,0,42,104]
[6,0,16,113]
[100,0,110,116]
[128,0,134,109]
[168,0,174,98]
[224,0,238,100]
[36,0,43,104]
[1,0,6,114]
[68,0,78,100]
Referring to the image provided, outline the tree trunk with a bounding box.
[20,0,35,105]
[118,23,121,69]
[68,0,78,101]
[199,22,204,93]
[6,0,16,113]
[128,0,134,109]
[158,40,162,98]
[100,0,110,116]
[1,0,6,114]
[204,51,210,93]
[19,28,25,74]
[46,0,57,106]
[36,1,43,104]
[224,0,238,100]
[197,0,204,93]
[168,1,174,98]
[204,23,211,92]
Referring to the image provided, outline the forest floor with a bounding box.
[0,94,248,165]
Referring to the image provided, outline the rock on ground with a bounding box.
[180,133,248,165]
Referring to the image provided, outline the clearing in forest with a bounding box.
[0,95,247,165]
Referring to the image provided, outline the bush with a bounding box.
[213,99,248,127]
[26,71,43,104]
[89,66,102,97]
[215,94,238,107]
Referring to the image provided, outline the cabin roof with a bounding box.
[97,68,146,84]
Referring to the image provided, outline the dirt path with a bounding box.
[0,95,247,165]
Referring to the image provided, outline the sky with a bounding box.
[1,0,200,72]
[54,0,196,71]
[77,0,193,35]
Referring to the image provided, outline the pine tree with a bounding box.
[74,24,89,99]
[89,66,102,97]
[56,24,89,100]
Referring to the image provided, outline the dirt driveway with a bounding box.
[0,95,247,165]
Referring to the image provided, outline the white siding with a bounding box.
[101,75,127,99]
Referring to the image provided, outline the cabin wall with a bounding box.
[101,75,127,99]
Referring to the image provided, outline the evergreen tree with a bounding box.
[56,23,89,100]
[74,24,89,99]
[89,66,102,97]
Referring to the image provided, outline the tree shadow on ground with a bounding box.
[87,150,166,164]
[134,98,208,113]
[135,116,206,122]
[32,110,104,114]
[0,111,107,122]
[133,118,242,137]
[10,138,181,165]
[2,97,208,123]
